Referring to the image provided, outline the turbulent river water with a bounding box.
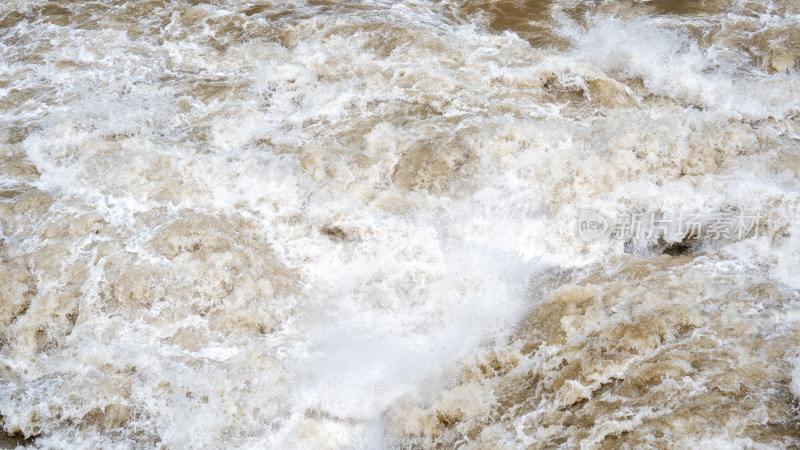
[1,0,799,448]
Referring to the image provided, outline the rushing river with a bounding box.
[1,0,799,448]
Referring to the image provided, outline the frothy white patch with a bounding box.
[0,0,799,447]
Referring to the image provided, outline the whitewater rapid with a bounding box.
[0,0,799,448]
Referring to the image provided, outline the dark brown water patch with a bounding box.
[455,0,579,48]
[0,431,35,449]
[644,0,733,16]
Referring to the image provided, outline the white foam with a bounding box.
[0,0,798,447]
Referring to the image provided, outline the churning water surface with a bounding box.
[0,0,799,448]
